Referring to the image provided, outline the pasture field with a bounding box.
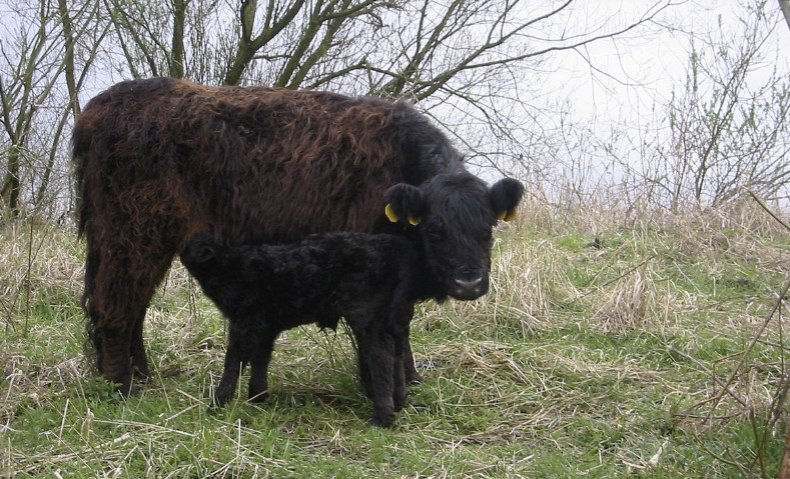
[1,199,788,478]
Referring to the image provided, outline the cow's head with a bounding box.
[384,173,524,300]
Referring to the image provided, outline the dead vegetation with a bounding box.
[0,195,788,477]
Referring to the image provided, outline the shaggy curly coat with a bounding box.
[72,77,522,395]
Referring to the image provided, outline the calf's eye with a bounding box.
[425,225,445,242]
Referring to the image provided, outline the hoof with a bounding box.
[211,392,233,409]
[112,376,137,397]
[370,411,395,428]
[394,395,408,412]
[405,370,423,385]
[133,367,153,383]
[248,390,269,403]
[116,384,139,398]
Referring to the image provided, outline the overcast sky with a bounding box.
[545,0,790,130]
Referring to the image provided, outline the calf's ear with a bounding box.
[490,178,524,222]
[188,240,216,263]
[384,183,425,226]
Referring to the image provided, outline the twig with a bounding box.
[579,254,657,298]
[24,219,34,335]
[673,412,741,420]
[706,278,790,420]
[748,190,790,232]
[668,345,748,408]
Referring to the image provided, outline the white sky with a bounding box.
[544,0,790,129]
[1,0,787,197]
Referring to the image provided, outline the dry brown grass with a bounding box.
[1,194,789,477]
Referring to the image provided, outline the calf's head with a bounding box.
[384,173,524,300]
[181,232,218,265]
[179,232,224,284]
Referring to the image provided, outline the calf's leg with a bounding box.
[390,302,414,411]
[350,323,397,428]
[214,331,246,408]
[393,333,408,412]
[248,330,278,403]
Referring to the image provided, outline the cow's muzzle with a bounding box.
[451,276,486,300]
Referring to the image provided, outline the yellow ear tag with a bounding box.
[407,215,421,226]
[385,203,400,223]
[498,210,516,222]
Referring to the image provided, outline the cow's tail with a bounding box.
[72,125,101,371]
[76,205,101,373]
[81,242,103,373]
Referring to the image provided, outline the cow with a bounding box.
[72,77,524,395]
[181,174,523,427]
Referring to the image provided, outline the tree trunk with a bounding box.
[169,0,187,78]
[1,145,21,218]
[780,416,790,479]
[780,0,790,31]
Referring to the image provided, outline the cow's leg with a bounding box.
[83,229,173,395]
[357,349,374,399]
[130,309,151,380]
[98,328,135,395]
[91,272,167,394]
[248,329,278,403]
[82,245,103,372]
[350,323,397,428]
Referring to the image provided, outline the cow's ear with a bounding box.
[384,183,425,226]
[490,178,524,222]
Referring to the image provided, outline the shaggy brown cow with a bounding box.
[73,77,523,395]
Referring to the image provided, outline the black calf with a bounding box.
[180,232,444,427]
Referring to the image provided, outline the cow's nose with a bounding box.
[453,277,484,299]
[455,277,482,290]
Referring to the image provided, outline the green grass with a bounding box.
[1,203,789,478]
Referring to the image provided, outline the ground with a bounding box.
[1,199,788,478]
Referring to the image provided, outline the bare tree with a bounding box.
[0,1,66,218]
[780,0,790,30]
[2,0,685,220]
[97,0,680,168]
[621,0,790,210]
[0,0,106,220]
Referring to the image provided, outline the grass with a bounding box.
[1,199,789,478]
